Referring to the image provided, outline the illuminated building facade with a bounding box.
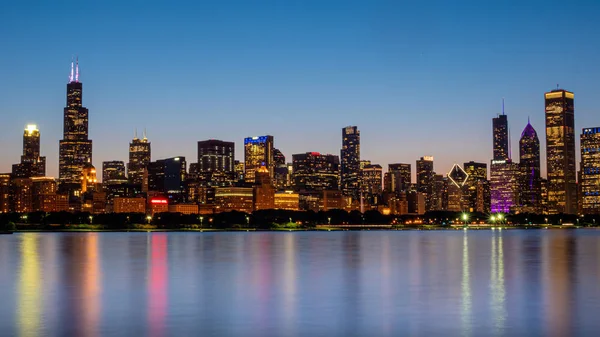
[274,191,300,211]
[196,140,235,186]
[580,127,600,214]
[0,173,10,213]
[545,89,577,214]
[253,166,275,210]
[10,178,32,213]
[244,136,274,184]
[168,204,199,214]
[102,161,127,187]
[519,121,542,213]
[128,134,151,186]
[59,59,93,191]
[463,161,489,213]
[81,164,98,193]
[447,164,468,211]
[31,177,58,212]
[12,125,46,178]
[234,160,244,182]
[490,159,520,213]
[416,156,434,210]
[431,174,446,211]
[273,148,289,189]
[148,157,187,202]
[215,187,254,213]
[341,126,360,199]
[360,164,383,195]
[385,163,411,193]
[292,152,339,191]
[112,197,146,213]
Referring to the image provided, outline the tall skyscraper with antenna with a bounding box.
[128,129,151,186]
[492,99,509,161]
[59,58,93,192]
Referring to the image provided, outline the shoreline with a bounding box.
[4,225,593,233]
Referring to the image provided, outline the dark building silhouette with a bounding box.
[545,89,577,214]
[519,120,542,213]
[12,125,46,178]
[128,132,151,186]
[341,126,360,199]
[493,102,509,161]
[580,127,600,214]
[148,157,187,203]
[196,139,235,186]
[292,152,339,191]
[59,59,92,192]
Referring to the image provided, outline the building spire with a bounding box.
[502,97,505,115]
[75,56,79,83]
[134,128,138,139]
[143,128,147,140]
[69,58,74,83]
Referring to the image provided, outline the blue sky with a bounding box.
[1,0,598,180]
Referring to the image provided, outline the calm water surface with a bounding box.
[1,230,600,336]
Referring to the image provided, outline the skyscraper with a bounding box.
[128,132,151,186]
[244,136,274,184]
[463,161,489,213]
[416,156,434,210]
[580,127,600,214]
[447,164,468,211]
[102,161,127,187]
[492,102,509,161]
[545,89,577,214]
[519,120,541,213]
[341,126,360,199]
[148,157,187,202]
[197,140,235,186]
[12,125,46,178]
[292,152,339,191]
[490,159,519,213]
[386,163,411,193]
[59,59,93,191]
[360,164,383,195]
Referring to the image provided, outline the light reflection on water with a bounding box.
[1,230,600,336]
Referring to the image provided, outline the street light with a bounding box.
[246,216,250,226]
[146,215,152,224]
[328,217,331,226]
[89,215,93,224]
[490,215,496,224]
[200,216,204,226]
[461,213,469,226]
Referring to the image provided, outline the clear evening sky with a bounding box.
[1,0,598,181]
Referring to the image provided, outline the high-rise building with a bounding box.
[519,121,542,213]
[447,164,468,211]
[81,164,98,193]
[490,159,520,213]
[360,164,383,195]
[463,161,489,213]
[244,136,274,184]
[580,127,600,214]
[59,59,93,191]
[148,157,187,202]
[253,166,275,210]
[10,178,33,213]
[292,152,340,191]
[197,140,235,186]
[12,125,46,178]
[545,89,577,214]
[341,126,360,199]
[386,163,411,193]
[493,102,509,161]
[0,173,11,213]
[102,161,127,187]
[416,156,434,210]
[128,132,151,186]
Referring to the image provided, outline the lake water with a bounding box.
[1,230,599,336]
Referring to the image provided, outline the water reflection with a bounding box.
[18,234,42,337]
[461,232,472,337]
[148,234,168,337]
[490,231,506,335]
[3,231,600,336]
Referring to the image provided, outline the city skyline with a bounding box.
[1,2,599,181]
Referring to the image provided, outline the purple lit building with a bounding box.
[518,120,541,213]
[490,159,519,213]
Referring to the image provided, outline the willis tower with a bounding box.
[59,59,93,192]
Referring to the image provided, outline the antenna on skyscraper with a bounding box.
[502,97,505,115]
[143,128,147,140]
[69,57,74,83]
[508,127,512,160]
[75,56,79,83]
[134,128,138,139]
